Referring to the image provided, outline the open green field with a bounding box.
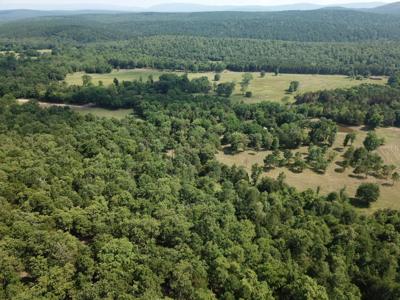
[70,107,132,119]
[65,69,387,103]
[216,126,400,213]
[16,99,132,119]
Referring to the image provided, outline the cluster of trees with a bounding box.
[43,74,219,108]
[262,119,338,173]
[296,84,400,127]
[0,54,68,98]
[340,132,399,181]
[1,96,400,299]
[264,144,337,174]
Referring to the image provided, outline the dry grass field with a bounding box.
[216,126,400,213]
[65,69,387,103]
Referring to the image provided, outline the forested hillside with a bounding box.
[1,7,400,299]
[1,10,400,42]
[1,9,400,77]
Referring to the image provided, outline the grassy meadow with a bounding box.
[70,107,132,119]
[216,126,400,213]
[65,69,387,103]
[16,99,132,119]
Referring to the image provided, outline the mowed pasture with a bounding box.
[65,69,387,103]
[216,126,400,213]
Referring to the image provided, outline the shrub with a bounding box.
[356,183,380,205]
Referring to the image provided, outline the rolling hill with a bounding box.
[371,1,400,13]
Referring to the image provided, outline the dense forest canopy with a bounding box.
[1,7,400,299]
[1,93,400,299]
[1,10,400,42]
[1,9,400,77]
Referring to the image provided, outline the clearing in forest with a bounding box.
[16,99,132,119]
[65,69,387,103]
[216,126,400,213]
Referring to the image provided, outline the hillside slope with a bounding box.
[0,10,399,42]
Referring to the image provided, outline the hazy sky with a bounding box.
[0,0,392,10]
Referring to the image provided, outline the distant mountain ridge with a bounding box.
[0,2,397,23]
[369,1,400,13]
[146,3,324,12]
[0,9,128,23]
[146,2,385,12]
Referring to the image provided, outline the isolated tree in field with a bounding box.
[351,147,368,167]
[214,73,221,81]
[245,91,252,98]
[216,82,235,97]
[381,164,396,179]
[356,183,380,206]
[82,74,92,86]
[367,152,383,176]
[343,132,356,147]
[392,172,400,186]
[353,164,369,179]
[288,81,300,93]
[240,73,253,93]
[113,77,119,86]
[274,67,280,76]
[260,71,266,78]
[363,132,384,151]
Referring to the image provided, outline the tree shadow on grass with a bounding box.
[335,161,345,167]
[349,174,366,180]
[360,125,371,131]
[223,147,236,155]
[349,198,370,208]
